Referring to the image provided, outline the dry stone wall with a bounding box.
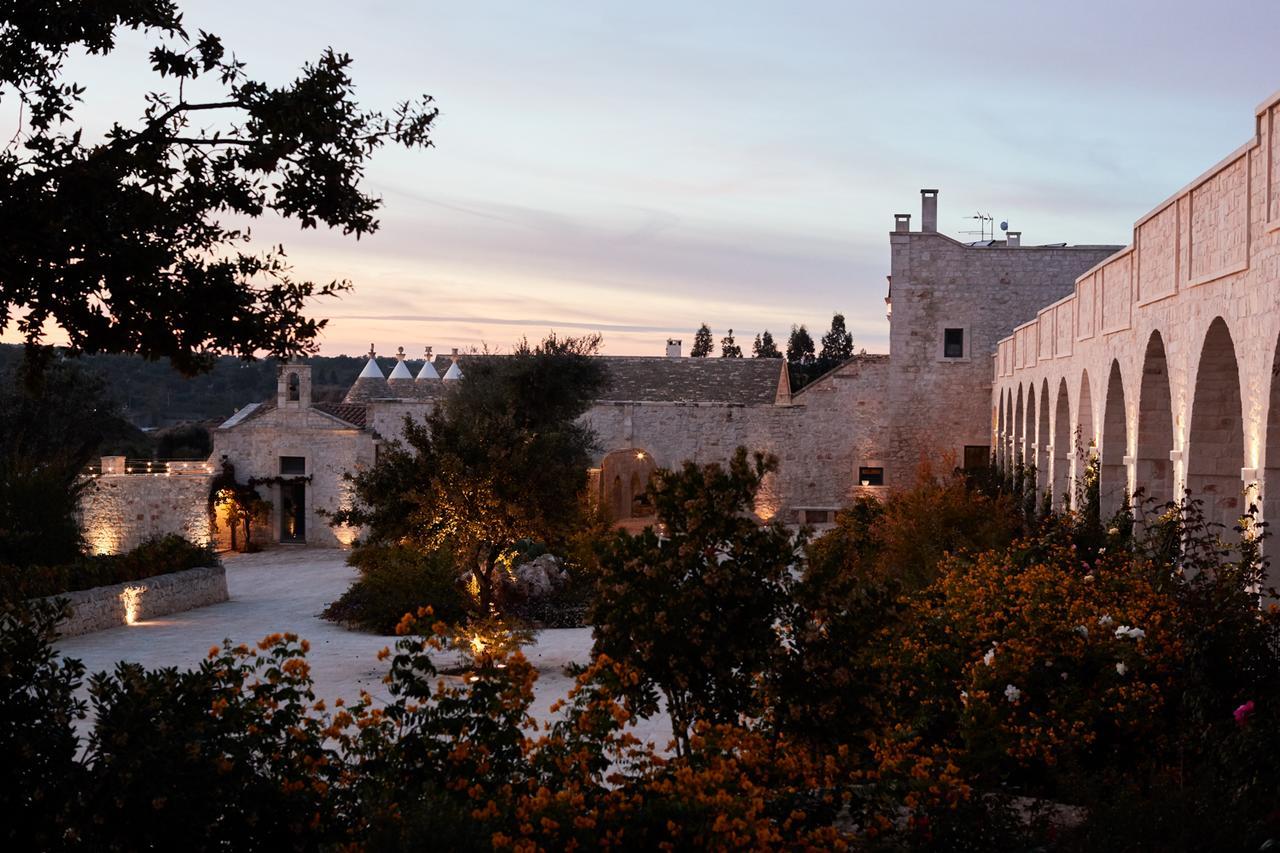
[48,564,228,638]
[80,473,215,555]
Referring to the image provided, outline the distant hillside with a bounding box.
[0,345,373,429]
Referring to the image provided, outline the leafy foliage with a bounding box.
[0,356,138,565]
[0,2,436,373]
[591,448,797,756]
[785,323,815,364]
[322,543,472,634]
[719,327,743,357]
[752,328,782,358]
[818,312,854,362]
[334,334,608,614]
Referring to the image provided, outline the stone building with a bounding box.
[992,89,1280,534]
[83,184,1133,550]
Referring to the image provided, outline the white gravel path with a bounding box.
[54,548,670,746]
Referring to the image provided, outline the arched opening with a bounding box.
[1077,370,1096,509]
[1026,383,1037,486]
[1136,331,1175,509]
[996,389,1006,471]
[1188,318,1245,532]
[287,373,300,402]
[1006,390,1015,470]
[1053,378,1071,508]
[1101,360,1129,519]
[1037,378,1050,496]
[1264,336,1280,557]
[600,448,658,526]
[1013,385,1025,471]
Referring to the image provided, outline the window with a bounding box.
[963,446,990,470]
[804,509,831,525]
[287,373,300,401]
[858,466,884,487]
[279,456,306,475]
[943,328,965,359]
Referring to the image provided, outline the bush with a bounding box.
[1,534,218,599]
[323,543,473,634]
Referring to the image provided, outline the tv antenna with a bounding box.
[960,212,995,241]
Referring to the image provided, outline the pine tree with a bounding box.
[819,313,855,363]
[691,324,714,358]
[720,329,743,358]
[752,330,782,358]
[786,325,815,365]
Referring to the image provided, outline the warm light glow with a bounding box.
[635,451,646,460]
[120,585,145,625]
[470,634,487,655]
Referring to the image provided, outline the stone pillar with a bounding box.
[920,189,938,233]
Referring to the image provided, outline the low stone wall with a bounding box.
[79,472,215,556]
[48,565,229,638]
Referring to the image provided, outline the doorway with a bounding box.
[280,481,306,543]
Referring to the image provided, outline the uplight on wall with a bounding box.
[120,585,145,625]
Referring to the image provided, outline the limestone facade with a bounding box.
[80,468,215,554]
[992,90,1280,533]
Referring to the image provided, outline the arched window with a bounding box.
[287,373,300,402]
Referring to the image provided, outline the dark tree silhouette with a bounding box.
[752,330,782,358]
[819,313,854,363]
[720,328,743,358]
[0,2,436,375]
[786,324,815,365]
[690,324,714,358]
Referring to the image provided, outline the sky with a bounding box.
[8,0,1280,357]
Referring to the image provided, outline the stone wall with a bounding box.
[887,203,1122,488]
[48,564,228,638]
[80,472,215,555]
[992,90,1280,535]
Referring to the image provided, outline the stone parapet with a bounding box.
[46,564,229,638]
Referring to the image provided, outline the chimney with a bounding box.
[894,213,912,233]
[665,338,682,358]
[920,189,938,233]
[1007,231,1021,248]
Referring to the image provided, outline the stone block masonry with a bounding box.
[47,564,229,638]
[79,470,215,555]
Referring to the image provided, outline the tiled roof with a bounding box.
[344,355,783,405]
[314,402,368,428]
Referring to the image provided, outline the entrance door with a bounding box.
[280,481,306,543]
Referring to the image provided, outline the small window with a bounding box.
[280,456,306,476]
[943,328,965,359]
[858,466,884,487]
[804,509,831,525]
[963,446,990,470]
[287,373,300,401]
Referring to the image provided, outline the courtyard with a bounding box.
[53,549,672,743]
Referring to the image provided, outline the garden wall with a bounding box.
[48,564,229,638]
[79,465,215,555]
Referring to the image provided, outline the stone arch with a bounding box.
[1053,377,1071,507]
[1005,389,1015,471]
[1187,317,1245,531]
[1013,384,1025,470]
[1265,334,1280,531]
[1078,369,1095,460]
[287,372,301,402]
[1101,360,1129,519]
[1026,383,1037,481]
[1036,378,1050,495]
[600,448,658,524]
[1136,331,1175,508]
[995,388,1005,470]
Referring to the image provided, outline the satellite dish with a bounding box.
[999,220,1008,231]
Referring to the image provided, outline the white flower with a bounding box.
[1060,672,1069,681]
[983,648,996,666]
[1115,662,1128,676]
[1098,614,1115,628]
[1004,684,1022,703]
[1074,625,1089,638]
[959,690,969,705]
[1083,574,1095,583]
[1115,625,1146,640]
[1107,527,1119,536]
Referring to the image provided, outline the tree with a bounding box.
[752,329,781,358]
[818,312,854,363]
[591,448,796,756]
[0,3,436,375]
[719,328,742,358]
[785,324,815,365]
[690,324,714,358]
[0,356,135,566]
[334,334,608,615]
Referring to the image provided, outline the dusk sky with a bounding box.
[17,0,1280,356]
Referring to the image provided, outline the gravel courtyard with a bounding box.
[55,549,668,744]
